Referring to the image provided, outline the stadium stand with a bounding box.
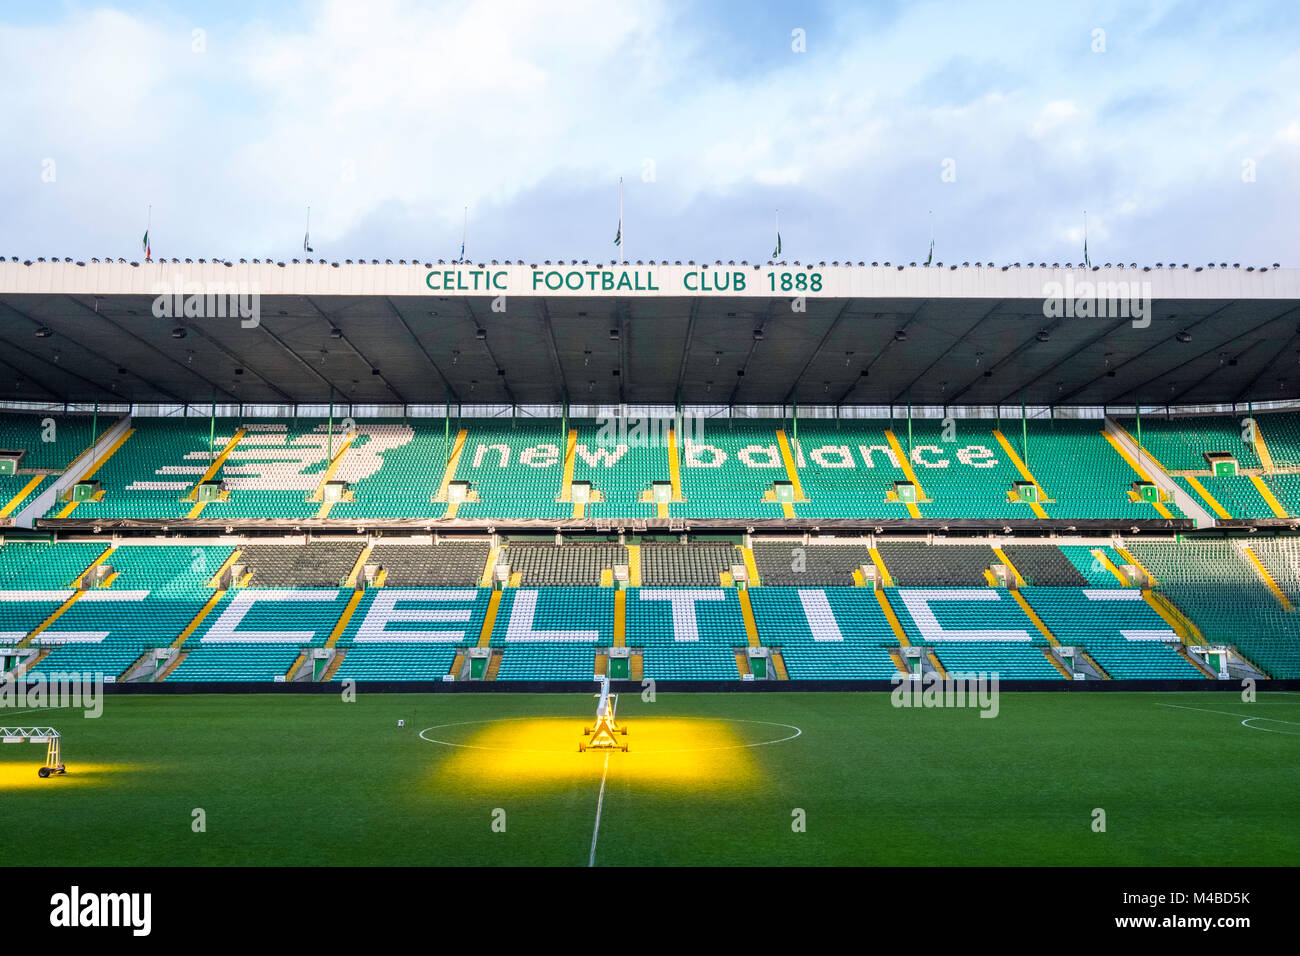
[1258,411,1300,468]
[28,545,233,676]
[626,588,749,645]
[1019,587,1206,679]
[490,588,616,645]
[368,540,490,586]
[748,587,901,678]
[569,418,660,519]
[1000,545,1089,586]
[0,411,108,470]
[676,420,789,519]
[238,542,365,587]
[496,644,598,681]
[1250,538,1300,603]
[1125,539,1299,678]
[453,420,572,521]
[1023,419,1183,520]
[503,544,628,586]
[641,644,743,680]
[1118,413,1262,471]
[640,542,741,586]
[751,541,871,586]
[930,643,1064,680]
[875,542,998,586]
[331,588,494,681]
[0,535,1292,682]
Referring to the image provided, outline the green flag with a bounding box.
[771,232,781,259]
[924,238,934,266]
[614,220,621,247]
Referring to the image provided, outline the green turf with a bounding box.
[2,691,1297,865]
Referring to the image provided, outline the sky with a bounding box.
[2,0,1298,266]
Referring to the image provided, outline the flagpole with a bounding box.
[618,178,624,265]
[1083,209,1088,267]
[775,209,780,261]
[461,206,468,264]
[146,204,151,262]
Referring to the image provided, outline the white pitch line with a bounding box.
[588,752,610,868]
[1155,702,1300,726]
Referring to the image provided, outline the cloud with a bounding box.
[1,0,1298,268]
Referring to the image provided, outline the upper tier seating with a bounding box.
[41,412,1289,523]
[1022,419,1183,520]
[452,420,571,521]
[1260,473,1300,516]
[1257,411,1300,469]
[0,411,105,471]
[1119,414,1262,471]
[570,418,660,519]
[1175,475,1279,519]
[881,419,1029,520]
[675,419,790,519]
[787,420,915,520]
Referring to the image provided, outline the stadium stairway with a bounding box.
[1104,417,1213,526]
[13,414,130,528]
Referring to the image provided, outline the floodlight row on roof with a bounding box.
[3,256,1284,272]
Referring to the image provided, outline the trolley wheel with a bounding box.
[583,727,591,735]
[621,727,628,735]
[578,743,585,752]
[621,745,629,752]
[37,766,50,778]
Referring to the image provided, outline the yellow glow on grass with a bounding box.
[0,761,134,791]
[429,717,761,793]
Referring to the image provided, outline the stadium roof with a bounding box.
[1,260,1297,409]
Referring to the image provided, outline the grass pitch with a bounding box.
[3,691,1297,866]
